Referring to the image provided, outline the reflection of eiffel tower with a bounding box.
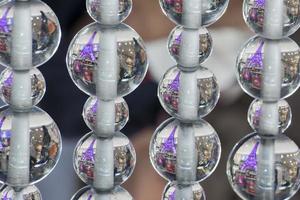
[87,193,92,200]
[0,6,11,33]
[80,31,97,62]
[82,139,96,162]
[255,0,265,8]
[174,33,182,45]
[4,72,13,87]
[2,191,11,200]
[240,141,259,171]
[162,126,177,154]
[246,41,264,69]
[91,100,98,114]
[167,72,180,92]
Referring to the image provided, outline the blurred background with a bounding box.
[18,0,300,199]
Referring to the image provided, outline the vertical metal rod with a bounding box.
[94,0,119,195]
[175,0,202,199]
[257,0,284,198]
[8,1,32,196]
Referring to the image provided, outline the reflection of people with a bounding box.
[37,0,300,200]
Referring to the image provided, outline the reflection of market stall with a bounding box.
[198,77,215,105]
[89,0,131,16]
[232,141,300,198]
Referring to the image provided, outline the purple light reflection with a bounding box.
[80,31,97,62]
[162,126,177,154]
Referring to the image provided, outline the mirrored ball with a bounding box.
[168,26,212,64]
[86,0,132,25]
[160,0,229,27]
[0,0,61,68]
[72,186,133,200]
[158,66,219,121]
[248,99,292,134]
[0,185,42,200]
[227,133,300,200]
[0,106,62,186]
[82,96,129,131]
[0,68,46,107]
[66,23,148,96]
[74,132,136,186]
[243,0,300,39]
[149,118,221,182]
[237,36,300,99]
[162,182,206,200]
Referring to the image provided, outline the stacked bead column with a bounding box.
[227,0,300,199]
[67,0,148,199]
[0,0,62,199]
[150,0,229,199]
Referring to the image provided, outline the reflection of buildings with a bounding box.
[196,135,218,175]
[232,142,300,197]
[170,33,210,58]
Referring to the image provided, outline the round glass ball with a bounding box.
[248,99,292,133]
[162,182,206,200]
[0,68,46,107]
[243,0,300,39]
[227,133,300,200]
[74,132,136,186]
[72,186,133,200]
[160,0,229,27]
[0,185,42,199]
[86,0,132,25]
[158,66,219,121]
[237,36,300,99]
[168,26,212,64]
[0,106,62,186]
[82,96,129,131]
[66,22,148,97]
[150,118,221,182]
[0,0,61,68]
